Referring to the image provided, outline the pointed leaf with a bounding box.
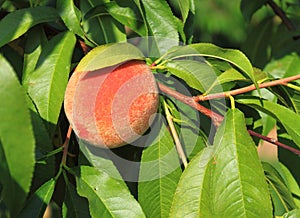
[75,166,145,218]
[141,0,179,55]
[19,179,55,218]
[170,109,272,217]
[283,209,300,218]
[189,43,257,87]
[169,147,214,217]
[139,121,182,218]
[62,178,90,218]
[0,6,58,48]
[0,55,35,217]
[80,0,126,45]
[79,141,122,180]
[263,162,297,215]
[25,31,76,136]
[240,0,267,21]
[75,42,144,72]
[57,0,85,38]
[165,59,217,93]
[237,98,300,148]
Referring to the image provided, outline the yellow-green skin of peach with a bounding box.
[64,60,159,148]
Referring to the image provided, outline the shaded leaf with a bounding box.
[79,141,122,180]
[0,6,58,48]
[240,0,267,21]
[139,121,182,218]
[237,98,300,148]
[75,166,145,218]
[75,42,144,72]
[25,31,76,136]
[0,54,35,217]
[62,176,90,218]
[263,162,297,216]
[19,179,55,218]
[241,17,274,68]
[22,26,47,86]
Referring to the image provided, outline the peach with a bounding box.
[64,60,159,148]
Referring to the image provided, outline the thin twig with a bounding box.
[267,0,295,31]
[248,130,300,155]
[158,83,224,126]
[164,102,188,168]
[195,74,300,102]
[62,125,73,165]
[158,81,300,156]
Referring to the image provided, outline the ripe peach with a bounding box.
[64,60,159,148]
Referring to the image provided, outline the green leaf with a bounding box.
[85,2,146,36]
[237,98,300,148]
[75,42,144,72]
[189,43,257,87]
[19,179,55,218]
[262,162,297,215]
[75,166,145,218]
[22,26,47,86]
[57,0,85,38]
[241,17,274,68]
[138,121,182,218]
[169,147,214,217]
[25,31,76,136]
[165,59,217,93]
[78,141,122,180]
[62,176,90,218]
[170,109,272,217]
[283,209,300,218]
[240,0,267,21]
[141,0,179,55]
[0,54,35,217]
[0,6,58,48]
[80,0,126,45]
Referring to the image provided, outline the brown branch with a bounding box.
[158,82,300,156]
[195,74,300,102]
[267,0,295,31]
[62,125,73,165]
[248,130,300,155]
[158,83,224,127]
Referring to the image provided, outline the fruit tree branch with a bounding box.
[158,82,300,156]
[195,74,300,102]
[267,0,295,31]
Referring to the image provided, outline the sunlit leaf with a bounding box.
[0,6,58,48]
[57,0,85,38]
[165,59,217,93]
[141,0,179,55]
[75,42,144,72]
[170,109,272,217]
[25,31,76,136]
[237,98,300,148]
[75,166,145,218]
[0,54,35,217]
[80,0,126,45]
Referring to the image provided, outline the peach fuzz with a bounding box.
[64,60,159,148]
